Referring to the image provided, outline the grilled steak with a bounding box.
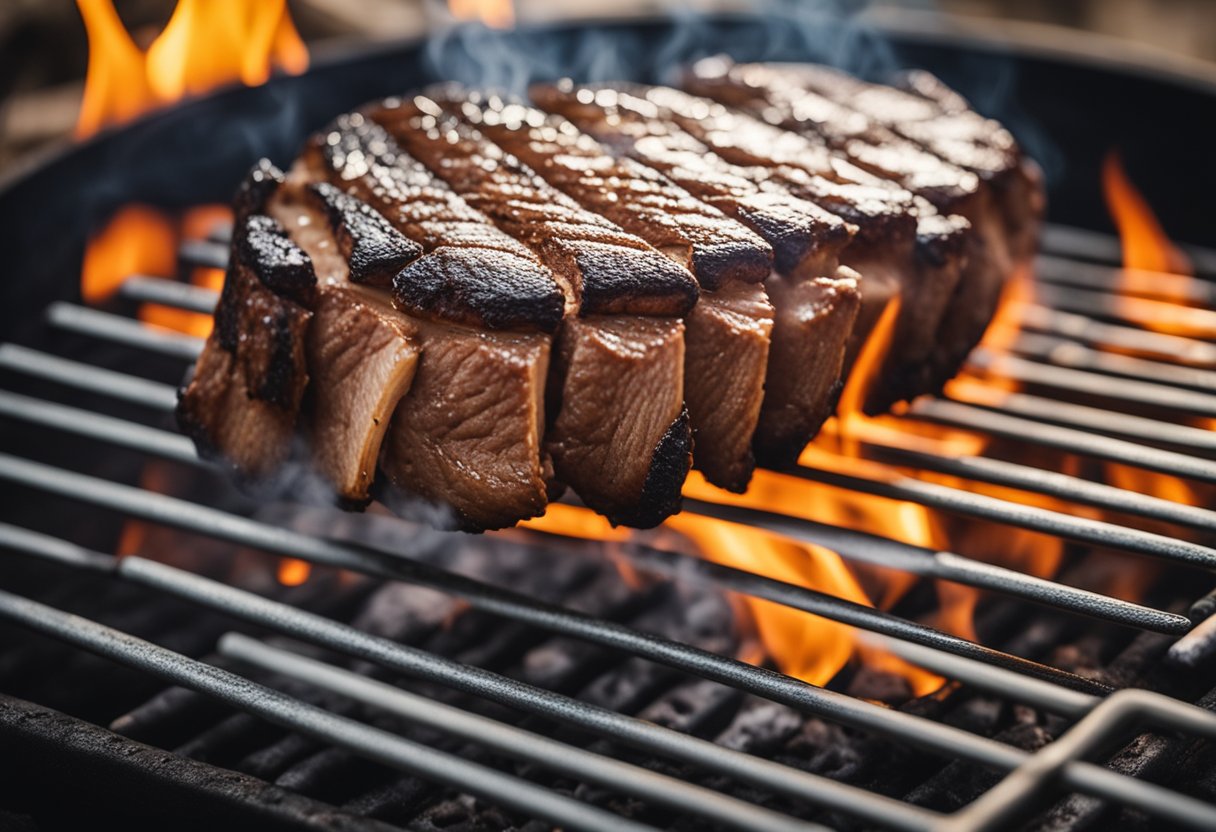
[431,89,775,490]
[684,60,1040,398]
[178,162,316,480]
[529,83,872,460]
[371,97,698,526]
[179,65,1040,530]
[301,114,561,529]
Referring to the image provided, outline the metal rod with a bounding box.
[0,390,199,466]
[913,399,1216,483]
[0,588,654,832]
[0,343,179,411]
[853,634,1096,718]
[0,452,1111,697]
[0,525,1204,829]
[0,377,1186,640]
[941,688,1216,832]
[970,349,1216,419]
[1166,613,1216,670]
[1033,283,1216,338]
[0,523,935,831]
[950,385,1216,457]
[786,462,1216,569]
[46,302,203,361]
[1011,332,1216,394]
[1034,255,1216,305]
[178,239,229,270]
[219,634,821,832]
[118,275,220,314]
[1018,304,1216,367]
[680,498,1189,636]
[1039,224,1216,276]
[866,444,1216,533]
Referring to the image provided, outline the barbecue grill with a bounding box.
[3,9,1216,831]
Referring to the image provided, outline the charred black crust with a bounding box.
[235,215,316,306]
[914,221,971,269]
[573,244,699,317]
[258,306,305,408]
[234,159,285,218]
[612,407,692,529]
[394,247,566,334]
[691,240,772,287]
[305,182,422,288]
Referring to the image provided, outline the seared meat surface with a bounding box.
[177,64,1039,529]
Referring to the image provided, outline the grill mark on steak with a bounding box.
[431,89,775,490]
[299,116,557,529]
[178,162,316,480]
[676,68,988,410]
[531,82,872,464]
[303,113,565,333]
[303,182,423,289]
[529,83,854,282]
[431,88,773,290]
[371,96,699,318]
[371,96,695,524]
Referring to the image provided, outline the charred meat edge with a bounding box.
[372,97,695,525]
[436,89,775,491]
[300,114,558,529]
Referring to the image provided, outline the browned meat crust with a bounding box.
[178,163,317,479]
[529,83,855,281]
[303,113,566,334]
[429,88,773,491]
[678,66,987,410]
[429,88,773,290]
[370,96,695,525]
[370,98,699,319]
[303,182,423,288]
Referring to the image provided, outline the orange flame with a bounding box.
[449,0,516,29]
[277,557,312,587]
[1102,151,1191,277]
[76,0,306,320]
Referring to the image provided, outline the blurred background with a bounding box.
[2,0,1213,171]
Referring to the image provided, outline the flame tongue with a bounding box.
[1102,151,1192,277]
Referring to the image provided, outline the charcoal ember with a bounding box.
[411,796,549,832]
[713,697,803,754]
[350,582,459,643]
[238,732,323,782]
[174,711,282,764]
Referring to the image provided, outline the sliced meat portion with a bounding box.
[383,317,553,529]
[556,81,963,413]
[433,89,773,490]
[760,270,862,464]
[268,182,422,506]
[890,68,1046,265]
[372,97,696,525]
[527,84,870,462]
[177,163,317,480]
[679,65,988,406]
[300,114,560,529]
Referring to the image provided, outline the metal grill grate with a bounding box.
[2,226,1216,830]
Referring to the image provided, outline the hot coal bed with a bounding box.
[3,12,1216,832]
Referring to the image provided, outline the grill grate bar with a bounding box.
[914,399,1216,482]
[969,349,1216,418]
[218,633,821,832]
[0,523,935,831]
[0,343,179,411]
[2,523,1212,830]
[0,587,656,832]
[1040,224,1216,275]
[1018,304,1216,367]
[1034,255,1216,305]
[1033,283,1216,338]
[866,444,1216,532]
[0,451,1113,696]
[787,462,1216,568]
[47,301,204,361]
[1010,331,1216,392]
[0,379,1188,636]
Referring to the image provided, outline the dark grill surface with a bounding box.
[1,223,1216,832]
